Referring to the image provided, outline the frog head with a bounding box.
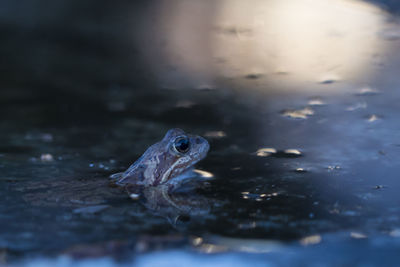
[154,128,210,185]
[114,128,209,187]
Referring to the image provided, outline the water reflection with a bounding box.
[139,184,212,226]
[141,0,390,90]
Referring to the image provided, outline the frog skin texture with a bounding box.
[110,128,210,192]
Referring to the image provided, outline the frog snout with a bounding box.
[195,136,206,144]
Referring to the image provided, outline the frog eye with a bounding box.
[173,136,190,154]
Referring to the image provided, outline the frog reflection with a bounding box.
[140,183,213,226]
[110,128,210,194]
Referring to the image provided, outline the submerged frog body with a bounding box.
[110,128,209,189]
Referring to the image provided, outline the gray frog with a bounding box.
[110,128,210,196]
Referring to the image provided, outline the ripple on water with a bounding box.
[281,107,314,119]
[346,102,367,111]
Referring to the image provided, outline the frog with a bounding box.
[110,128,210,195]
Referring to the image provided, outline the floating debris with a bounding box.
[255,148,277,157]
[245,73,263,79]
[327,165,341,171]
[350,232,367,239]
[367,114,380,122]
[193,169,214,178]
[308,97,326,106]
[300,235,321,246]
[129,193,140,200]
[281,107,314,119]
[318,74,340,84]
[191,237,203,246]
[294,168,307,173]
[204,131,226,138]
[255,148,302,158]
[356,87,380,96]
[40,154,54,162]
[283,149,302,156]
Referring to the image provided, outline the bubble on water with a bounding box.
[308,97,326,106]
[367,114,380,122]
[255,148,277,157]
[281,107,314,119]
[204,131,226,138]
[40,154,54,162]
[356,87,380,96]
[346,102,367,111]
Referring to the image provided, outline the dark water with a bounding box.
[2,0,400,266]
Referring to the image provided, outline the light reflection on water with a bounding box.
[140,0,391,91]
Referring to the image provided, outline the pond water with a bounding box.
[1,0,400,266]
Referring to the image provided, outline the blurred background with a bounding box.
[2,0,400,266]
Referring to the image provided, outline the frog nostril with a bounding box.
[195,137,203,144]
